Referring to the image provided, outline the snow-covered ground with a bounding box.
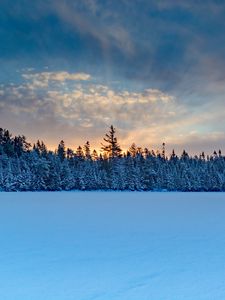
[0,192,225,300]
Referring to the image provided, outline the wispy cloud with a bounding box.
[50,1,135,56]
[22,71,91,88]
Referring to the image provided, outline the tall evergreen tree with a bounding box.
[101,125,122,158]
[57,140,66,162]
[83,141,91,160]
[129,143,137,157]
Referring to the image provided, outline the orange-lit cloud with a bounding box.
[0,70,225,155]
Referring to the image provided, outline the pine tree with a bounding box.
[83,141,91,160]
[0,160,4,191]
[162,142,166,159]
[14,135,31,157]
[57,140,66,162]
[92,149,99,161]
[60,160,74,190]
[129,143,137,157]
[1,126,225,192]
[101,125,122,158]
[76,146,84,160]
[3,160,15,191]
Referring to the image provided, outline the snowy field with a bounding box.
[1,192,225,300]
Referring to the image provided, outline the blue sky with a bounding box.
[0,0,225,153]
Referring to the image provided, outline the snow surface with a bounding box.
[0,192,225,300]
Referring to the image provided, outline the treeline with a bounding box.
[0,126,225,191]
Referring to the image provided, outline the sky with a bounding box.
[0,0,225,154]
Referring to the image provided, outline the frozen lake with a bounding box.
[0,192,225,300]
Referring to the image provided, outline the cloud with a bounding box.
[49,0,135,56]
[0,0,225,154]
[0,70,180,145]
[22,71,91,88]
[22,71,91,82]
[0,69,224,154]
[1,0,225,100]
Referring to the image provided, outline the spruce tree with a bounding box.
[57,140,66,162]
[83,141,91,160]
[101,125,122,158]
